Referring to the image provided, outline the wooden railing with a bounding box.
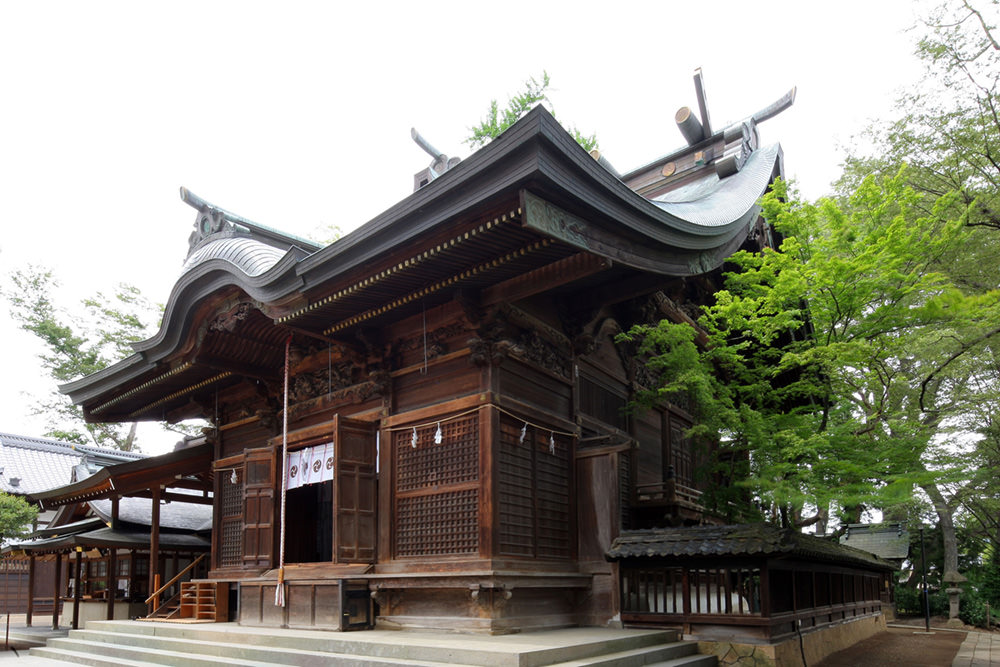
[145,554,207,612]
[621,563,886,642]
[634,481,703,506]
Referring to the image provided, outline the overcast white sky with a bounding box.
[0,1,929,454]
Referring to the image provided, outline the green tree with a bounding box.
[1,266,158,450]
[0,493,39,542]
[465,71,598,151]
[838,0,1000,588]
[621,175,1000,535]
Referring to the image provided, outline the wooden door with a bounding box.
[243,447,276,568]
[332,416,377,563]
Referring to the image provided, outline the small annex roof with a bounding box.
[840,522,910,561]
[88,495,212,533]
[606,524,896,572]
[0,432,144,496]
[27,442,212,510]
[5,525,210,555]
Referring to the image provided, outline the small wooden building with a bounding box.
[54,100,846,635]
[0,432,143,616]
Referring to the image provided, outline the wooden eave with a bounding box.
[60,106,782,424]
[28,443,213,510]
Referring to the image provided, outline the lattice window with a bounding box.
[395,418,479,492]
[396,489,478,556]
[393,414,480,557]
[498,415,571,559]
[219,467,244,568]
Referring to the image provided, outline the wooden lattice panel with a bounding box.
[395,489,478,556]
[535,429,570,558]
[497,415,571,559]
[395,416,479,492]
[393,413,480,557]
[219,468,243,568]
[498,418,534,556]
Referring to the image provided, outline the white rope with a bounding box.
[274,335,291,607]
[383,404,577,438]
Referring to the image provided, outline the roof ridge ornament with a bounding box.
[181,187,254,258]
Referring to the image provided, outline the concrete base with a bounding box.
[698,613,887,667]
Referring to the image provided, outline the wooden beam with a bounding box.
[72,550,82,630]
[106,547,117,620]
[51,553,61,630]
[148,487,160,616]
[481,253,611,307]
[25,556,34,627]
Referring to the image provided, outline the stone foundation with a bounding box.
[698,613,887,667]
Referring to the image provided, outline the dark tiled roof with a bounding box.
[0,432,143,495]
[840,522,910,560]
[89,495,212,533]
[607,523,896,571]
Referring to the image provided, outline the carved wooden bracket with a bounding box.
[470,584,512,610]
[370,589,402,610]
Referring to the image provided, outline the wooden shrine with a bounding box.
[54,82,843,635]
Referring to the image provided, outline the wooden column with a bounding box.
[111,495,120,530]
[148,486,161,615]
[51,553,62,630]
[106,548,117,620]
[72,549,82,630]
[25,555,35,627]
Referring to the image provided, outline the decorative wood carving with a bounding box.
[290,362,355,402]
[470,585,512,611]
[209,301,256,333]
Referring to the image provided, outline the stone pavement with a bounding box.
[953,630,1000,667]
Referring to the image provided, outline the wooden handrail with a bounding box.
[145,554,206,605]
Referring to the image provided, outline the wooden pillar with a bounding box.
[72,549,82,630]
[106,548,117,621]
[51,553,62,630]
[111,495,120,530]
[26,555,35,627]
[148,486,161,615]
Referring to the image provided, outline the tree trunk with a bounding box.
[923,482,960,579]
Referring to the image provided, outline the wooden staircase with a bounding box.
[143,580,227,623]
[178,580,227,622]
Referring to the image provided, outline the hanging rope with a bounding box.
[275,335,293,607]
[385,404,577,448]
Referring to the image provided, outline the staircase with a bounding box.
[31,620,716,666]
[142,581,226,623]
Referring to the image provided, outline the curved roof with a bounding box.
[60,106,784,421]
[182,236,288,277]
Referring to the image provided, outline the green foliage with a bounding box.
[894,585,925,615]
[622,173,1000,526]
[465,71,598,151]
[0,493,38,542]
[1,266,159,450]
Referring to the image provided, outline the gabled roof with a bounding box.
[840,522,910,561]
[0,432,143,495]
[606,524,896,571]
[59,106,784,423]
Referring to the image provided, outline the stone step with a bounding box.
[40,633,463,667]
[546,641,714,667]
[29,620,709,667]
